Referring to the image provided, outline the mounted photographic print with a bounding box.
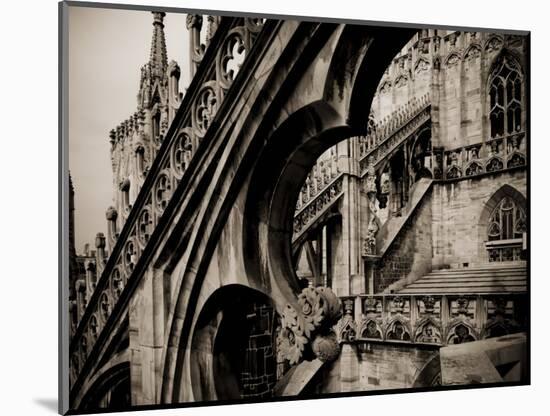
[59,1,530,414]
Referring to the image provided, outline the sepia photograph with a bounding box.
[60,1,529,413]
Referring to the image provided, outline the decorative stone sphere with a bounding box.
[311,332,340,362]
[105,206,118,221]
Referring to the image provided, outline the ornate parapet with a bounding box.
[442,131,527,181]
[358,93,431,174]
[69,16,266,387]
[334,293,526,347]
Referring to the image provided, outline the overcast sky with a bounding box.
[68,6,190,253]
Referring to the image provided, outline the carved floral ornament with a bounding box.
[277,287,342,365]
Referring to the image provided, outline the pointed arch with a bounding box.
[463,43,481,63]
[359,317,383,339]
[487,51,524,138]
[479,185,526,233]
[414,56,430,74]
[444,52,461,68]
[479,185,527,262]
[445,319,478,345]
[384,316,412,341]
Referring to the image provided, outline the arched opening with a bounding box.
[479,185,527,263]
[190,285,277,401]
[410,127,433,183]
[243,26,415,301]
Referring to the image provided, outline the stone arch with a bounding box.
[77,360,130,411]
[189,284,276,401]
[243,26,415,307]
[478,184,526,261]
[159,23,414,404]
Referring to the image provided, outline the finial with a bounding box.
[152,11,166,26]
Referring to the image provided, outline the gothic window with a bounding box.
[487,196,526,242]
[486,195,526,262]
[489,56,523,138]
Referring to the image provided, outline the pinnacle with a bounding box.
[148,11,168,77]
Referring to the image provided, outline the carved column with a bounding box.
[362,156,381,294]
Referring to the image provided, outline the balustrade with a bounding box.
[335,293,526,346]
[358,93,431,173]
[444,131,526,180]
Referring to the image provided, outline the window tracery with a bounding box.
[489,56,523,138]
[487,196,526,242]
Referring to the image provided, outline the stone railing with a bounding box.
[442,131,527,180]
[486,239,525,263]
[292,175,344,243]
[69,16,266,385]
[358,93,431,174]
[335,293,526,346]
[295,152,341,212]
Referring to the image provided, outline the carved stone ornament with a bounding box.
[363,216,379,256]
[278,287,342,365]
[311,332,341,362]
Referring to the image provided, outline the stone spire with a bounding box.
[149,11,168,78]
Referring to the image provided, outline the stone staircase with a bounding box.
[376,177,433,256]
[397,263,527,295]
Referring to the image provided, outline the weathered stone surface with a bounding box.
[440,332,527,385]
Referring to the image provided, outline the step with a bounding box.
[428,267,525,274]
[420,276,526,283]
[407,280,526,288]
[398,285,527,295]
[407,274,526,286]
[424,270,527,279]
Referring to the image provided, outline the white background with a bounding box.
[0,0,547,414]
